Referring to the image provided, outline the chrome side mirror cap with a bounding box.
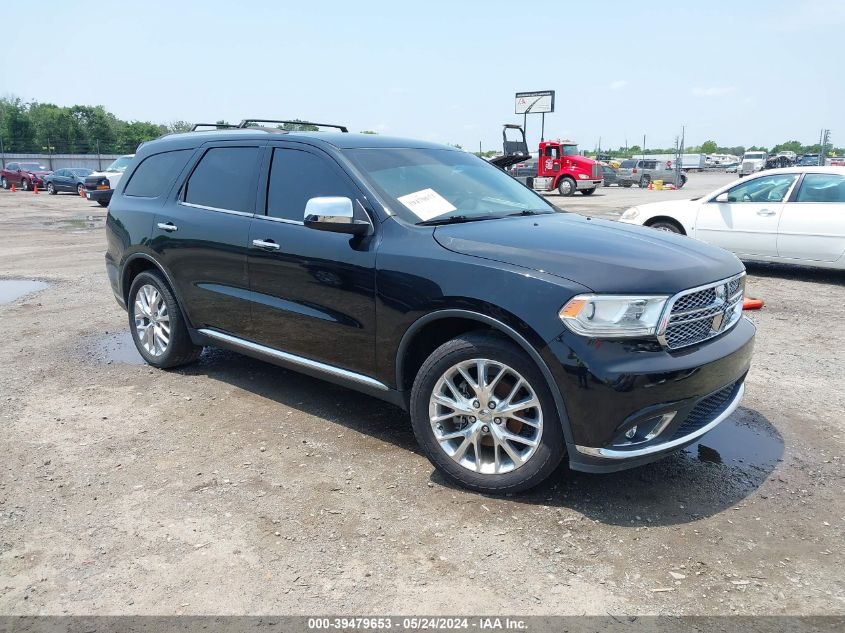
[303,197,371,235]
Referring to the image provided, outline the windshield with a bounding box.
[620,160,636,168]
[344,148,556,224]
[561,144,579,156]
[20,163,47,171]
[105,156,132,173]
[744,153,766,160]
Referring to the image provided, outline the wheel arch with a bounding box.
[120,253,195,330]
[644,215,687,235]
[395,309,576,447]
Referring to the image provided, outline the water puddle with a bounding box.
[45,216,105,231]
[88,331,145,365]
[0,279,49,305]
[684,417,783,468]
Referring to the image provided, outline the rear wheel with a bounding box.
[557,176,576,197]
[580,187,596,196]
[639,175,651,189]
[47,182,56,195]
[410,332,565,494]
[648,219,683,234]
[128,271,202,368]
[1,177,7,189]
[679,174,687,188]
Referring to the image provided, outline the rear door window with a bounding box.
[124,150,192,198]
[795,173,845,203]
[183,146,260,213]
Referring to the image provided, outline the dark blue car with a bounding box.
[44,168,93,196]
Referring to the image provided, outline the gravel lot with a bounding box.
[0,181,843,616]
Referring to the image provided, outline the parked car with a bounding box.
[1,161,52,191]
[601,164,618,186]
[619,167,845,270]
[84,155,135,207]
[797,154,820,167]
[43,168,93,196]
[724,162,740,173]
[105,124,754,493]
[739,151,767,176]
[616,159,686,188]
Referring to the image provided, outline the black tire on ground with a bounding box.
[679,175,688,188]
[77,184,85,196]
[648,219,683,234]
[127,270,203,369]
[1,177,7,189]
[580,188,596,196]
[639,175,651,189]
[47,183,57,195]
[557,176,576,197]
[21,179,30,191]
[98,199,109,207]
[409,332,566,494]
[621,182,632,188]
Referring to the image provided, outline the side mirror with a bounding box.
[303,197,371,236]
[714,192,729,203]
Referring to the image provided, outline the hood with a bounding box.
[433,213,743,294]
[633,198,699,214]
[27,170,51,176]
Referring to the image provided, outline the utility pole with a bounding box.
[675,126,685,187]
[96,139,102,170]
[643,134,646,158]
[820,128,831,166]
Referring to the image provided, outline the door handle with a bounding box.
[157,222,178,232]
[756,209,776,216]
[252,239,281,251]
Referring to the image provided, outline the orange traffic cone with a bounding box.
[10,183,16,192]
[743,298,764,310]
[33,184,38,194]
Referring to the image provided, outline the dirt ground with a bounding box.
[0,185,843,616]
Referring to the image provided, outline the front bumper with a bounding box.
[543,317,756,473]
[85,188,113,202]
[576,178,603,190]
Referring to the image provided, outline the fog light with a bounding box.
[625,426,637,439]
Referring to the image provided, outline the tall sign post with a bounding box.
[515,91,555,142]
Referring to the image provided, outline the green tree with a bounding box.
[117,121,167,151]
[700,140,718,154]
[772,140,802,154]
[0,98,35,152]
[167,120,193,134]
[280,119,319,132]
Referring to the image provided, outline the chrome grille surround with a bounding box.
[657,273,746,350]
[591,163,602,179]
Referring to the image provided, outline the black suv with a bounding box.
[105,120,755,493]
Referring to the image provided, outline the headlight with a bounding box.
[621,207,639,220]
[559,294,668,338]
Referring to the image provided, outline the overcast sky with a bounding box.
[2,0,842,152]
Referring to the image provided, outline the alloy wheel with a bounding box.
[133,284,171,356]
[428,358,543,474]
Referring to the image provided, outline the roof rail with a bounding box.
[190,123,240,131]
[237,119,348,133]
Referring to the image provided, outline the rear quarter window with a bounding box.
[620,160,636,168]
[124,150,193,198]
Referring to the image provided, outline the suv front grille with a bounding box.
[670,380,742,440]
[660,274,745,349]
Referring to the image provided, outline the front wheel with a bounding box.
[77,183,85,196]
[648,219,683,234]
[21,179,30,191]
[580,187,596,196]
[410,332,565,494]
[679,174,687,188]
[128,271,203,368]
[557,177,576,197]
[47,182,56,195]
[1,177,7,190]
[621,182,632,188]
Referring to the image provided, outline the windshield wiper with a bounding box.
[506,209,554,216]
[417,215,498,226]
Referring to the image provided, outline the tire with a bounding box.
[21,179,30,191]
[77,183,85,196]
[1,177,7,190]
[580,187,596,196]
[47,182,56,195]
[648,219,683,234]
[410,332,565,494]
[639,175,651,189]
[621,182,632,188]
[557,176,576,197]
[679,175,687,189]
[127,270,202,369]
[98,199,109,207]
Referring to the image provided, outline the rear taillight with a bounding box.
[632,168,638,173]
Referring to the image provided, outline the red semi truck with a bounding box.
[491,124,603,196]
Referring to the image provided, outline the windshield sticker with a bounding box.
[397,188,456,221]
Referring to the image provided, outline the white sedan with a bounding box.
[619,167,845,270]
